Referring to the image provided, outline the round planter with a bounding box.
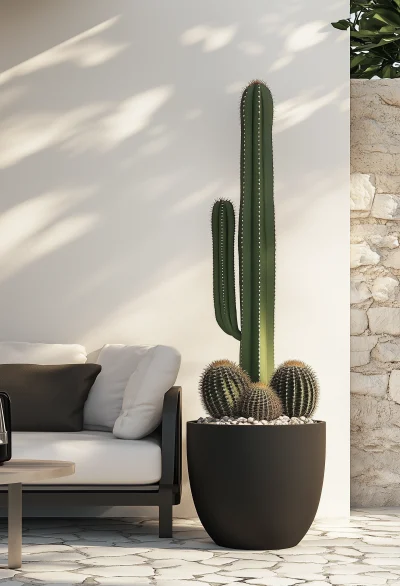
[187,420,326,550]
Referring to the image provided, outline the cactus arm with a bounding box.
[212,200,241,341]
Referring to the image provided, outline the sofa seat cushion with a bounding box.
[11,431,161,485]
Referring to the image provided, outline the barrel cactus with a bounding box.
[212,80,275,384]
[241,383,283,421]
[270,360,319,418]
[200,360,251,419]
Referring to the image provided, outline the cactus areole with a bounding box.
[212,81,275,384]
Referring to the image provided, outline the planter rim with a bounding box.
[187,420,326,426]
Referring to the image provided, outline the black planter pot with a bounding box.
[187,420,326,550]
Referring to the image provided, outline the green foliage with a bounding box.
[212,81,275,384]
[332,1,400,78]
[200,360,251,419]
[241,383,283,421]
[270,360,319,418]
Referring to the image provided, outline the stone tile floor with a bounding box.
[0,509,399,585]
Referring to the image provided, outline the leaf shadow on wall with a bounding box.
[0,0,347,349]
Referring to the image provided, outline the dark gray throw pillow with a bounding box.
[0,363,101,432]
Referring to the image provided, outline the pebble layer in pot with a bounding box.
[187,80,326,550]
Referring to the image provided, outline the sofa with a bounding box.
[0,342,182,538]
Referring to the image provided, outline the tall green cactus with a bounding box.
[212,80,275,384]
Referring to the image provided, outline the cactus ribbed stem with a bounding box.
[270,360,319,418]
[200,360,251,419]
[212,81,275,383]
[241,382,283,421]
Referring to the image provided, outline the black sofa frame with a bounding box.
[0,386,182,538]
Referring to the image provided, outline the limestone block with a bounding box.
[376,174,400,194]
[369,234,399,249]
[351,309,368,335]
[368,307,400,335]
[383,249,400,269]
[389,370,400,404]
[360,121,400,155]
[371,193,400,219]
[372,339,400,362]
[377,82,400,108]
[351,279,371,304]
[351,335,378,367]
[350,173,375,211]
[352,150,400,175]
[371,275,399,302]
[351,224,387,242]
[350,242,380,268]
[351,393,393,430]
[351,372,388,397]
[351,336,379,352]
[351,351,369,367]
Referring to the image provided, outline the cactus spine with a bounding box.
[212,81,275,384]
[241,383,283,421]
[200,360,251,419]
[270,360,319,418]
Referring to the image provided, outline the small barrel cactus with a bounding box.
[200,360,250,418]
[241,383,283,421]
[270,360,319,418]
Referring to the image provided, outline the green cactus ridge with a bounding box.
[212,80,275,384]
[270,360,319,418]
[200,360,251,419]
[241,382,283,421]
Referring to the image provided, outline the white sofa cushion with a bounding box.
[0,342,87,364]
[12,431,161,485]
[84,344,181,435]
[84,344,152,431]
[113,345,181,440]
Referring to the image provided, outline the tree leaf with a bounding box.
[372,8,400,26]
[351,53,368,67]
[382,64,393,76]
[332,0,400,78]
[331,19,351,30]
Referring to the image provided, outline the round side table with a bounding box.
[0,459,75,568]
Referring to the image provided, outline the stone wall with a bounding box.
[351,79,400,506]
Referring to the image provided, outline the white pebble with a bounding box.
[247,417,254,423]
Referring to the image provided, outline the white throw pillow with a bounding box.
[0,342,87,364]
[84,344,152,431]
[113,345,181,440]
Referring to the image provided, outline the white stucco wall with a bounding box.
[0,0,349,518]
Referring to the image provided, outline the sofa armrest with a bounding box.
[159,386,182,502]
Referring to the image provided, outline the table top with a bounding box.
[0,460,75,484]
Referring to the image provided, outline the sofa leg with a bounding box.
[159,503,173,538]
